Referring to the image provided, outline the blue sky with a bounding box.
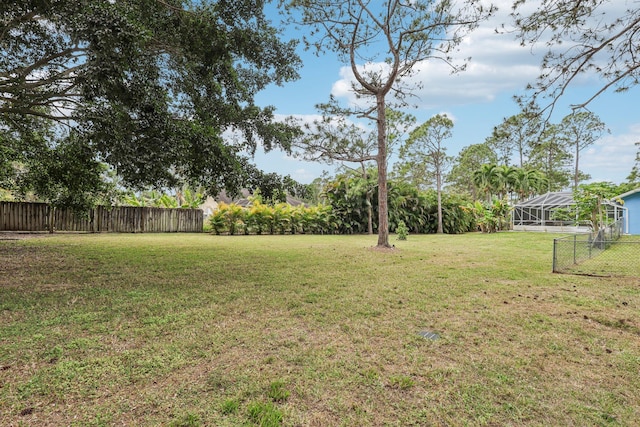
[251,1,639,187]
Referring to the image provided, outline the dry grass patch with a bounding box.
[1,232,639,426]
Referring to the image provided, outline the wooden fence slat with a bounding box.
[0,202,203,233]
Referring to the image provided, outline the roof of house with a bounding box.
[516,189,637,208]
[215,189,305,207]
[515,192,575,208]
[615,186,640,200]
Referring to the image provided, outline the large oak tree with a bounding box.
[1,0,301,208]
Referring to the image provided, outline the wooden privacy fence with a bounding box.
[0,202,203,233]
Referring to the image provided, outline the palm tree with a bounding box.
[511,168,548,201]
[495,165,518,200]
[473,164,500,202]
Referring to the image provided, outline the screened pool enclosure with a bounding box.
[512,192,626,232]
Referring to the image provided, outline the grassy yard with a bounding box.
[560,237,640,278]
[1,232,639,426]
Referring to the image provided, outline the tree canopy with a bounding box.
[628,142,640,185]
[511,0,640,112]
[484,112,541,168]
[1,0,301,208]
[447,143,498,198]
[556,111,607,190]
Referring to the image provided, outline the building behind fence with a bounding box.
[0,202,203,233]
[553,219,639,277]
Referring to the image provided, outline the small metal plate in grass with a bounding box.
[418,330,440,340]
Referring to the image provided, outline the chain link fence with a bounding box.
[553,220,640,277]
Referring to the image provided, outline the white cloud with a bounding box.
[292,168,317,182]
[328,8,543,109]
[581,123,640,183]
[327,0,629,111]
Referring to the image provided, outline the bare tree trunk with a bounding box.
[547,148,553,191]
[574,141,579,191]
[376,97,390,247]
[436,169,444,234]
[361,162,373,235]
[519,145,524,168]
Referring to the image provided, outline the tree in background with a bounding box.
[1,115,54,201]
[0,0,301,209]
[293,115,380,234]
[123,186,204,209]
[556,111,608,190]
[573,182,623,229]
[473,164,514,201]
[323,168,377,235]
[484,125,515,167]
[447,143,498,199]
[527,124,572,191]
[627,143,640,186]
[1,112,125,210]
[245,166,298,205]
[510,168,548,201]
[494,165,518,200]
[473,164,502,202]
[484,112,541,167]
[323,172,474,235]
[294,115,378,167]
[473,164,547,202]
[18,133,107,212]
[283,0,494,247]
[399,114,454,234]
[478,108,606,194]
[295,106,418,234]
[303,174,333,205]
[512,1,640,114]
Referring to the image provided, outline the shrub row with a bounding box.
[209,201,336,235]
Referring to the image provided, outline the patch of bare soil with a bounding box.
[0,239,79,290]
[0,232,53,240]
[367,245,399,253]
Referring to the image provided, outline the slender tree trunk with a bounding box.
[376,96,390,247]
[519,143,524,168]
[361,163,373,235]
[547,147,553,191]
[574,141,579,191]
[367,202,373,235]
[436,167,443,234]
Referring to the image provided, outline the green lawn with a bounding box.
[561,238,640,277]
[1,232,639,426]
